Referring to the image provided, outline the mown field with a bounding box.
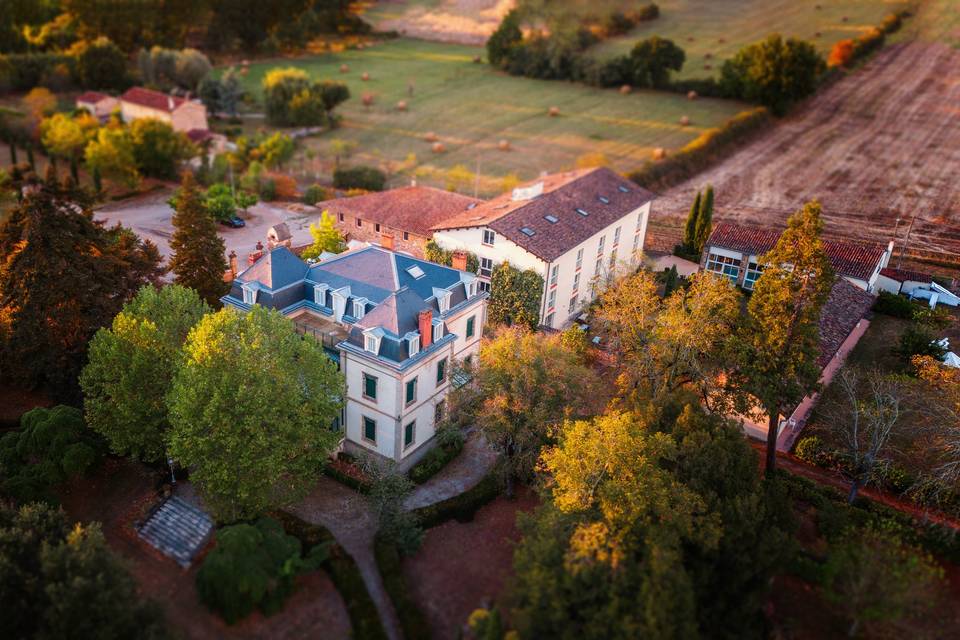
[591,0,913,80]
[227,39,745,195]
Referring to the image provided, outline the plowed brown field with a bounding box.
[648,28,960,271]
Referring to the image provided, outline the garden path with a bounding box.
[405,429,497,510]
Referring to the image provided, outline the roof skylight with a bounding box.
[520,227,536,237]
[406,265,426,279]
[575,208,589,216]
[618,185,630,193]
[544,214,559,223]
[598,195,610,204]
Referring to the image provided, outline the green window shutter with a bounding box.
[466,316,475,338]
[404,421,415,447]
[437,358,446,384]
[406,378,417,404]
[364,373,377,399]
[363,417,376,442]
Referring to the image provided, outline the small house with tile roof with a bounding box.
[432,167,656,329]
[119,87,209,133]
[222,245,488,469]
[701,222,893,292]
[75,91,119,122]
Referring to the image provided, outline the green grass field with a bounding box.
[226,39,746,195]
[591,0,912,80]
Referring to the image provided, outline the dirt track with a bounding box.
[648,40,960,270]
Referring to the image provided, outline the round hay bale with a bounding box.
[240,67,249,76]
[815,4,821,9]
[703,64,712,70]
[842,15,848,22]
[362,72,370,81]
[705,52,713,60]
[340,64,349,73]
[241,59,250,67]
[688,37,695,42]
[498,139,510,151]
[679,115,690,126]
[652,148,666,161]
[432,142,446,153]
[396,100,408,111]
[619,84,631,94]
[814,31,822,38]
[425,131,438,142]
[718,38,725,44]
[548,106,560,117]
[473,55,482,64]
[687,90,698,100]
[362,93,374,107]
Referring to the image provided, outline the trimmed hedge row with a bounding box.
[374,534,432,639]
[272,510,387,640]
[628,107,773,191]
[323,462,372,494]
[412,470,502,529]
[409,438,465,485]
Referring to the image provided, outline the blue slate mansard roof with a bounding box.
[223,246,486,368]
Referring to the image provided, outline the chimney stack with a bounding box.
[229,250,238,277]
[419,309,433,348]
[451,250,468,271]
[380,232,395,251]
[168,95,175,111]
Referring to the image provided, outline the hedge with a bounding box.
[272,510,387,640]
[334,166,386,191]
[374,533,432,639]
[409,438,465,485]
[628,107,773,191]
[412,470,501,529]
[323,462,372,494]
[873,290,916,319]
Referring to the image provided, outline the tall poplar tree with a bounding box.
[168,172,229,307]
[731,201,834,474]
[682,190,701,254]
[695,184,714,252]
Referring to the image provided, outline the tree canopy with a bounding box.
[168,172,229,307]
[488,261,543,331]
[301,210,346,259]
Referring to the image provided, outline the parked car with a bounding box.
[220,216,246,228]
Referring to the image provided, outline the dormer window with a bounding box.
[432,320,444,343]
[466,280,477,297]
[363,330,382,355]
[241,283,257,305]
[407,334,420,357]
[353,298,367,319]
[433,288,452,314]
[313,283,329,306]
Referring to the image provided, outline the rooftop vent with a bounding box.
[544,214,558,223]
[520,227,536,237]
[598,195,610,204]
[511,182,544,201]
[406,265,426,279]
[575,208,589,216]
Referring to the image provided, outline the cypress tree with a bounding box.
[26,145,35,171]
[92,165,103,195]
[169,172,229,307]
[70,155,80,185]
[683,190,701,253]
[9,142,17,166]
[695,184,714,252]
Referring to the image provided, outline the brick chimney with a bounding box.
[419,309,433,348]
[229,250,238,278]
[380,232,394,251]
[451,250,468,271]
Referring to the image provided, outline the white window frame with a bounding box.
[407,334,420,357]
[432,319,444,342]
[547,288,556,310]
[363,331,381,354]
[549,265,559,287]
[613,226,622,246]
[479,257,493,278]
[241,283,258,305]
[313,283,329,306]
[598,235,605,255]
[706,253,741,283]
[573,272,580,292]
[575,248,583,270]
[743,261,764,290]
[568,295,578,313]
[353,297,367,319]
[434,289,452,314]
[482,229,495,246]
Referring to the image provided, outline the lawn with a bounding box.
[591,0,912,80]
[223,38,746,195]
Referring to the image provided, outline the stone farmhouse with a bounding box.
[75,91,119,122]
[118,87,209,133]
[315,185,482,259]
[432,167,655,330]
[222,245,487,470]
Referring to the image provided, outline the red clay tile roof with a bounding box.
[880,267,931,283]
[818,278,875,368]
[186,128,213,143]
[76,91,111,104]
[120,87,187,112]
[433,167,656,262]
[316,186,482,238]
[707,222,886,282]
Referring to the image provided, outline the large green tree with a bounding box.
[168,172,229,307]
[0,502,170,640]
[130,118,195,180]
[80,284,209,463]
[730,201,834,474]
[167,305,344,522]
[0,179,164,396]
[488,261,543,331]
[301,210,346,259]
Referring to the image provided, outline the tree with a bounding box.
[469,326,595,495]
[0,180,164,396]
[71,36,128,91]
[174,48,212,91]
[912,355,960,500]
[694,184,714,252]
[23,87,57,122]
[204,182,237,221]
[828,39,856,68]
[302,210,346,259]
[256,132,295,169]
[624,36,686,88]
[130,118,195,180]
[80,285,209,463]
[40,112,98,163]
[823,527,943,637]
[168,172,229,307]
[487,9,523,68]
[0,406,103,504]
[167,305,343,521]
[262,68,347,127]
[364,460,423,555]
[730,201,834,474]
[681,190,701,254]
[720,34,825,115]
[825,367,907,502]
[84,126,140,188]
[0,502,170,640]
[487,261,543,331]
[319,81,350,119]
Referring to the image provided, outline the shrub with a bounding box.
[333,165,386,191]
[873,291,915,318]
[828,39,856,68]
[259,177,277,201]
[720,35,825,115]
[303,184,330,205]
[898,324,946,364]
[0,53,74,91]
[374,534,431,639]
[196,517,323,624]
[409,429,465,484]
[794,436,838,468]
[413,471,501,529]
[70,37,128,91]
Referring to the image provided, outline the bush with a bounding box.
[719,35,825,115]
[333,165,386,191]
[898,324,947,364]
[408,430,465,484]
[794,436,838,468]
[629,107,773,190]
[374,534,431,639]
[303,184,330,205]
[413,471,501,529]
[71,37,128,91]
[259,178,277,201]
[873,291,915,318]
[0,53,74,91]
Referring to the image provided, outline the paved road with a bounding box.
[95,190,318,264]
